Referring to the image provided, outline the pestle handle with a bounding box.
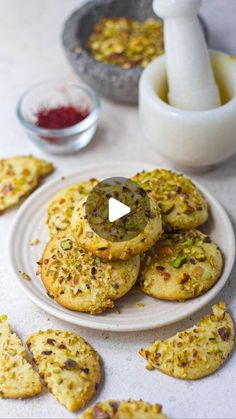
[153,0,221,111]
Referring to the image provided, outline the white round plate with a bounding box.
[8,162,235,331]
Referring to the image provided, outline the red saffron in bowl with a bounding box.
[35,105,90,129]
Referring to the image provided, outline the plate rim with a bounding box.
[8,161,236,332]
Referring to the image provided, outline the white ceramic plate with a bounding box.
[8,162,235,331]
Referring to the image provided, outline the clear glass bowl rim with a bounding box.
[16,80,100,137]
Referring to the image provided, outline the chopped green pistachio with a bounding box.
[30,238,40,246]
[146,364,155,371]
[183,238,194,246]
[87,17,164,69]
[94,257,101,265]
[60,239,73,251]
[191,245,206,261]
[195,253,206,262]
[21,273,31,281]
[86,231,94,238]
[159,201,174,215]
[136,303,144,308]
[173,255,187,269]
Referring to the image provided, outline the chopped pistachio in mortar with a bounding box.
[86,17,164,69]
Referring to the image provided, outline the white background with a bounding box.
[1,1,236,418]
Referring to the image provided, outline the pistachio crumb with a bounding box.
[21,272,31,281]
[30,238,40,246]
[146,364,155,371]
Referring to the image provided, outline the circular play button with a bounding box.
[85,177,151,242]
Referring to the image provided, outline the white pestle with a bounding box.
[153,0,221,110]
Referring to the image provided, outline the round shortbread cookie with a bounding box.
[139,230,223,301]
[26,329,101,412]
[132,169,208,230]
[0,156,54,213]
[46,179,98,237]
[140,302,235,380]
[81,400,167,419]
[40,230,140,314]
[71,196,162,260]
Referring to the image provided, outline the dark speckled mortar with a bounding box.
[62,0,208,105]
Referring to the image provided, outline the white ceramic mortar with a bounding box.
[139,51,236,171]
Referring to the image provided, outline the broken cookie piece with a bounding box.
[26,329,101,411]
[81,399,167,419]
[140,302,234,380]
[0,315,42,398]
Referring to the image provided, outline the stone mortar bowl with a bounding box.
[62,0,208,105]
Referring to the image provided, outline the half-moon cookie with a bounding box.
[81,399,167,419]
[26,329,101,411]
[0,156,54,213]
[0,315,42,398]
[140,302,234,380]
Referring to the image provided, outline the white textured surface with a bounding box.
[1,1,236,418]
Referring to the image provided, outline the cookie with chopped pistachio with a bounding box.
[0,156,54,213]
[46,179,98,237]
[132,169,208,230]
[40,230,140,314]
[26,329,101,412]
[0,315,42,399]
[71,196,162,260]
[140,301,234,380]
[139,230,223,301]
[81,399,167,419]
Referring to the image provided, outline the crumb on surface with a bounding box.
[20,272,31,281]
[114,308,121,315]
[30,238,40,246]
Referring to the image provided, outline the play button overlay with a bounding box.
[108,198,131,222]
[85,177,151,242]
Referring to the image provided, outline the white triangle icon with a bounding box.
[108,198,131,222]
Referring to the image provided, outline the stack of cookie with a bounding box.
[40,173,162,314]
[41,168,223,313]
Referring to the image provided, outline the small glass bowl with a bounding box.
[17,80,100,155]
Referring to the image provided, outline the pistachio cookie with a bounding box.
[140,302,234,380]
[81,400,167,419]
[46,179,98,237]
[0,156,54,213]
[26,329,101,412]
[0,315,42,398]
[40,230,140,314]
[132,169,208,230]
[71,197,162,260]
[139,230,223,301]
